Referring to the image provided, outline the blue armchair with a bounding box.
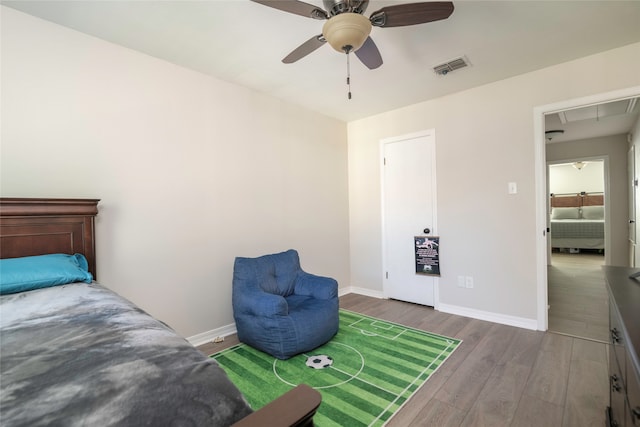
[232,249,339,360]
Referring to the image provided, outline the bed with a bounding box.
[549,192,605,251]
[0,197,321,427]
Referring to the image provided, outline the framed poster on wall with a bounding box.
[415,236,440,276]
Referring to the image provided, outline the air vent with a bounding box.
[433,56,469,76]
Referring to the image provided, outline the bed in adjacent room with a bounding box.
[0,198,320,427]
[549,192,605,251]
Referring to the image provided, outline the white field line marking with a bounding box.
[219,314,461,427]
[331,339,458,411]
[372,340,459,427]
[348,318,408,340]
[272,343,365,390]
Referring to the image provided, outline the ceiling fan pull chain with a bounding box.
[346,52,352,100]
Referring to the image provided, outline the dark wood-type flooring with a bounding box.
[548,252,608,343]
[199,293,608,426]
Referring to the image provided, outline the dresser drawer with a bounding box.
[605,267,640,427]
[611,344,627,427]
[611,304,627,383]
[627,352,640,426]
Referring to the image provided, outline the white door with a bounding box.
[382,131,437,306]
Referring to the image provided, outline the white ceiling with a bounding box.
[545,97,640,144]
[3,0,640,125]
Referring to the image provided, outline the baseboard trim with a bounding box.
[344,289,537,331]
[339,286,386,299]
[188,291,537,346]
[438,302,538,331]
[188,323,237,347]
[188,287,379,346]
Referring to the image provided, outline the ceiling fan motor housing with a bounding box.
[323,0,369,16]
[322,13,372,53]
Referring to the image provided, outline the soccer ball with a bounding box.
[305,354,333,369]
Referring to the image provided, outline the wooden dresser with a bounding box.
[605,266,640,427]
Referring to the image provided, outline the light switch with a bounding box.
[457,276,465,288]
[508,182,517,194]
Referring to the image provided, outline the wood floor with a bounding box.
[199,294,609,427]
[547,251,609,342]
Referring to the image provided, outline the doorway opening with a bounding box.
[534,85,640,333]
[546,159,608,342]
[548,159,606,262]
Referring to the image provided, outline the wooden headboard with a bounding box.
[583,193,604,206]
[0,198,100,278]
[550,192,604,208]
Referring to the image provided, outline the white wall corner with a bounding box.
[438,302,538,331]
[187,323,237,347]
[190,287,383,346]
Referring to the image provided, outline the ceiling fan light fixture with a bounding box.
[322,13,372,53]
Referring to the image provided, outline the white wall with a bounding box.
[4,6,640,337]
[0,7,350,338]
[548,161,604,194]
[631,115,640,266]
[348,42,640,324]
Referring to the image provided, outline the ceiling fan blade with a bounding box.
[355,37,383,70]
[251,0,328,20]
[282,35,327,64]
[369,2,454,27]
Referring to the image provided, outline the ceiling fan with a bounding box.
[251,0,455,70]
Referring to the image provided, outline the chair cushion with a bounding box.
[252,250,300,297]
[232,249,339,359]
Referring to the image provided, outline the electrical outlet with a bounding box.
[465,276,474,288]
[457,276,465,288]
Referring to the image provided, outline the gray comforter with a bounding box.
[0,283,253,427]
[550,219,604,239]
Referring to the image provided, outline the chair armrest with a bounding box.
[231,384,321,427]
[234,291,288,316]
[295,272,338,300]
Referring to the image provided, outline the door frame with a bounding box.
[380,129,439,309]
[534,85,640,331]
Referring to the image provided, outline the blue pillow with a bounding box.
[0,253,93,295]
